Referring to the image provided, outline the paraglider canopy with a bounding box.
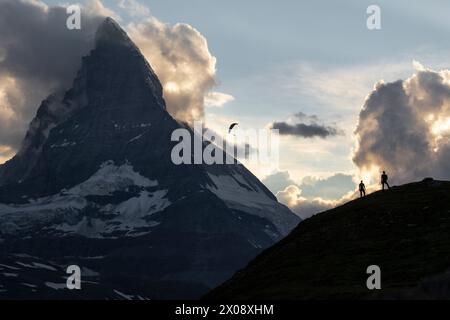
[228,123,238,134]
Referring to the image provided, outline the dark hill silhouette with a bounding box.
[205,179,450,299]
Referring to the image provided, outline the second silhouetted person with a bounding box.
[381,171,390,190]
[359,181,366,198]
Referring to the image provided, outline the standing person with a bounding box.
[381,171,390,190]
[359,180,366,198]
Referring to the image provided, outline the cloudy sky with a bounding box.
[2,0,450,218]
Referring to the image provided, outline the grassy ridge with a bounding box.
[205,180,450,299]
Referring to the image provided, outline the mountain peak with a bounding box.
[95,17,134,48]
[0,17,167,193]
[0,15,300,300]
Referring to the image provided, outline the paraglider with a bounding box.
[228,122,238,134]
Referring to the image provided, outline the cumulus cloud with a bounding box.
[276,185,335,220]
[117,0,150,17]
[0,0,229,163]
[353,63,450,184]
[299,173,355,200]
[127,18,219,123]
[88,0,122,21]
[262,171,296,195]
[263,170,356,219]
[270,112,342,138]
[204,91,235,108]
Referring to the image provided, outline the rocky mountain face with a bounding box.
[0,18,299,299]
[206,179,450,300]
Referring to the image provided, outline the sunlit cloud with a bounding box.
[0,145,14,164]
[204,91,235,108]
[127,17,218,123]
[117,0,150,17]
[276,184,336,220]
[353,62,450,184]
[87,0,122,21]
[262,170,356,219]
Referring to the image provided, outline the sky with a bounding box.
[2,0,450,218]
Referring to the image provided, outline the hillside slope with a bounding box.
[206,179,450,299]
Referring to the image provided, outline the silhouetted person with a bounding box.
[381,171,390,190]
[359,181,366,198]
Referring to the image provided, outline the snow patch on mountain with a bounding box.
[67,161,157,196]
[0,161,168,238]
[55,192,167,238]
[206,172,298,235]
[113,190,170,220]
[0,194,86,235]
[56,189,170,238]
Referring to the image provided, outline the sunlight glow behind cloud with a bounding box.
[353,63,450,184]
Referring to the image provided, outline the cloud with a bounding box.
[276,185,335,220]
[262,171,296,195]
[263,170,356,219]
[299,173,355,200]
[117,0,150,17]
[126,17,218,123]
[272,122,340,138]
[0,145,15,165]
[270,112,342,138]
[204,91,235,108]
[353,63,450,184]
[88,0,122,21]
